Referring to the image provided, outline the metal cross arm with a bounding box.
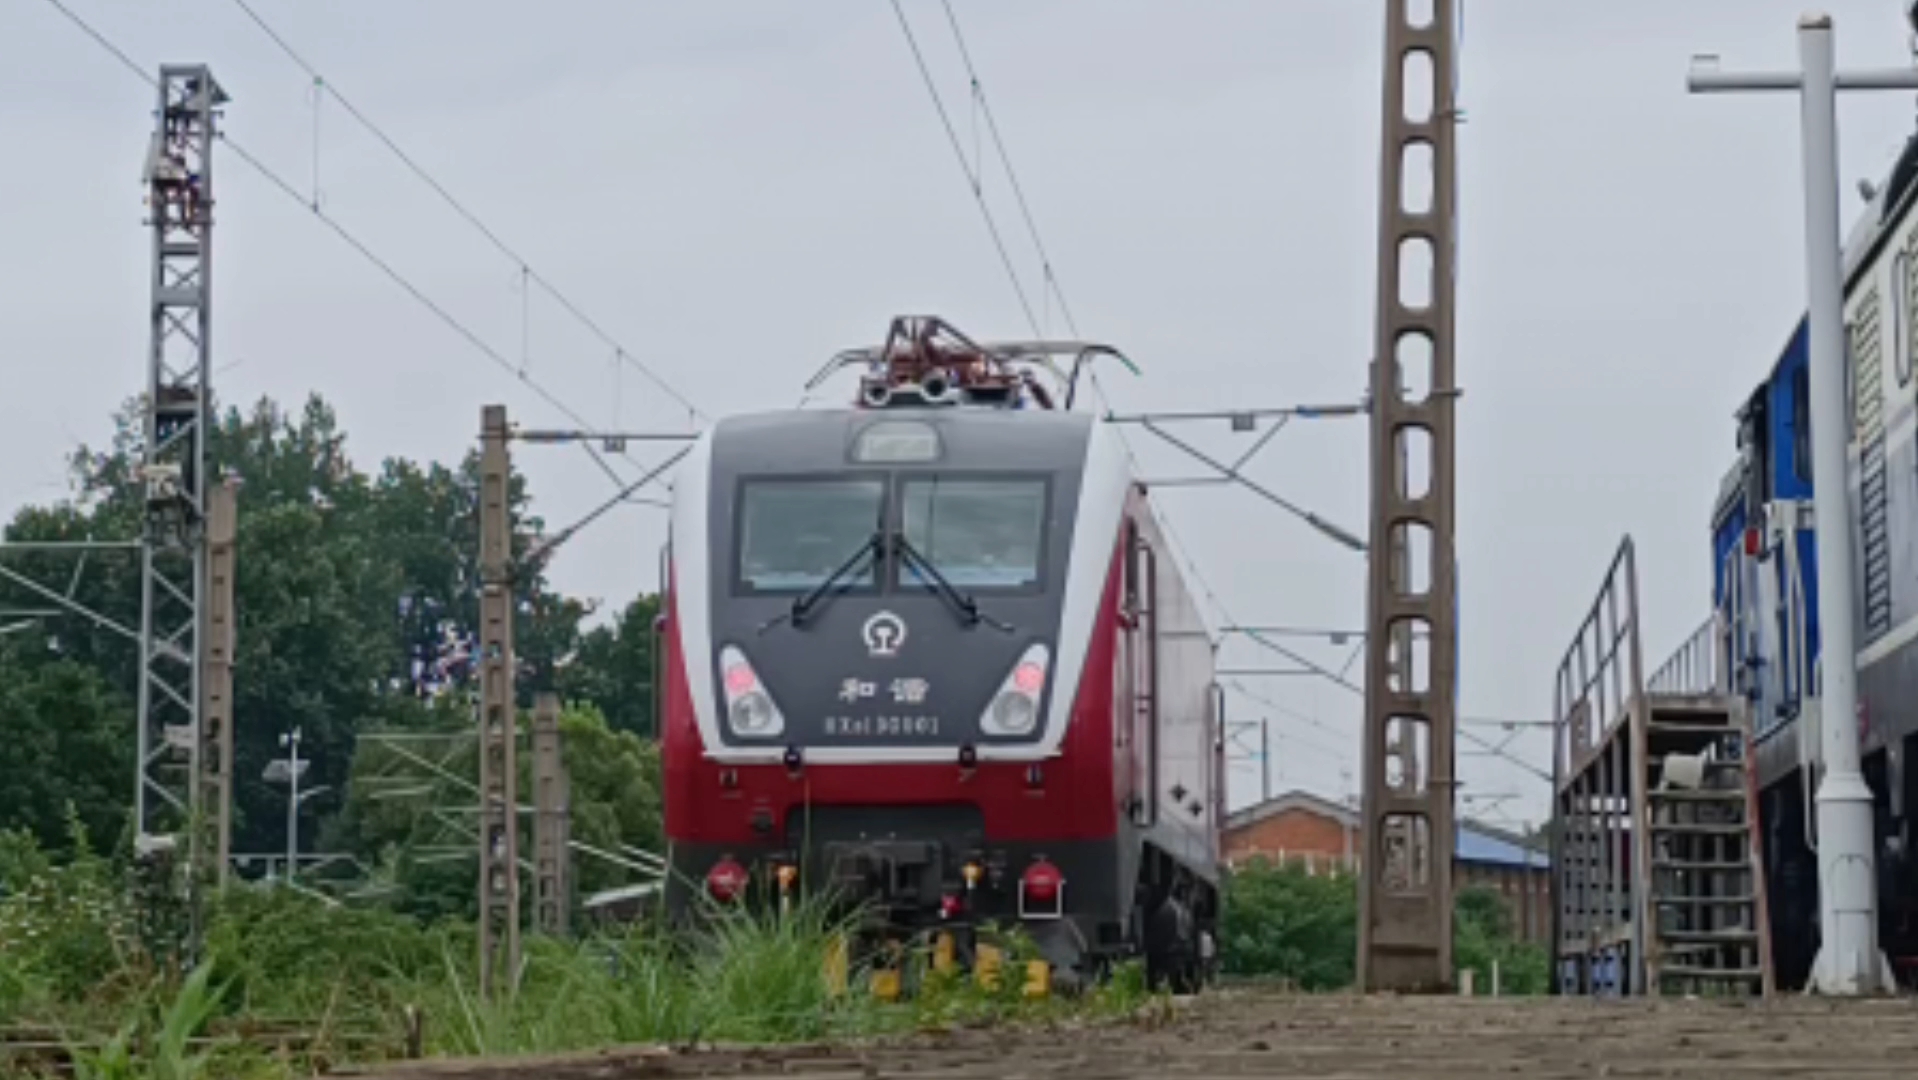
[1688,62,1918,93]
[0,563,142,642]
[1102,402,1366,425]
[520,443,693,572]
[509,427,700,447]
[1111,407,1368,553]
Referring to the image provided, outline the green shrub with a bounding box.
[1220,859,1357,989]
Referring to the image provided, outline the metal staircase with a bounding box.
[1551,538,1774,997]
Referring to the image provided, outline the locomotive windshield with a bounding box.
[900,476,1047,590]
[737,477,883,592]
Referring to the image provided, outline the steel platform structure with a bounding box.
[1551,536,1773,998]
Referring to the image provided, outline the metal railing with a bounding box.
[1552,536,1648,792]
[1647,613,1727,697]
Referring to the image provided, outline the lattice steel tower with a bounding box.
[1358,0,1461,992]
[134,66,229,888]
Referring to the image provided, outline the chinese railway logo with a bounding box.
[862,610,907,658]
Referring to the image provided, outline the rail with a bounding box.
[1552,536,1647,792]
[1647,613,1726,697]
[0,1010,422,1075]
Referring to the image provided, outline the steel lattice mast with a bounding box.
[135,66,229,899]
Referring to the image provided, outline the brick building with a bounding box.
[1222,789,1551,945]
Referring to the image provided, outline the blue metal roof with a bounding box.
[1227,789,1549,870]
[1455,821,1547,869]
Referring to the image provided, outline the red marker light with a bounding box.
[1012,661,1045,695]
[723,663,756,696]
[1021,858,1063,906]
[706,856,748,902]
[1743,526,1762,557]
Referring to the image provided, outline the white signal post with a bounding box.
[1686,11,1918,995]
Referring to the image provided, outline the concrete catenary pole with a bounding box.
[199,477,239,896]
[532,691,571,936]
[1686,10,1916,995]
[1359,0,1462,993]
[477,404,521,999]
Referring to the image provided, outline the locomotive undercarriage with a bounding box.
[664,816,1218,996]
[1759,731,1918,991]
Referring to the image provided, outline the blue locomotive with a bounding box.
[1707,133,1918,990]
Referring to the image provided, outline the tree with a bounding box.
[557,595,661,738]
[328,700,662,921]
[0,653,133,852]
[0,391,598,864]
[1453,884,1550,994]
[1219,859,1358,989]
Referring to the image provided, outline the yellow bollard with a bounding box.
[933,932,956,974]
[823,933,848,998]
[975,943,1003,990]
[870,967,902,1001]
[1022,959,1050,999]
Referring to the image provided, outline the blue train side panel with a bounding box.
[1696,123,1918,993]
[1711,317,1819,750]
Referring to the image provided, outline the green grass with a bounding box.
[3,881,1155,1079]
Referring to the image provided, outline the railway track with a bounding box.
[0,1013,418,1076]
[338,990,1918,1080]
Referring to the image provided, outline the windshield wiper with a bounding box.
[757,532,881,633]
[888,532,1016,634]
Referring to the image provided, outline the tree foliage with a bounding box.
[0,392,662,881]
[1220,860,1550,993]
[1219,859,1358,989]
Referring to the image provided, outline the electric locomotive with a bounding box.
[656,317,1223,988]
[1704,127,1918,990]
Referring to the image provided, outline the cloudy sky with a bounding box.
[9,0,1918,832]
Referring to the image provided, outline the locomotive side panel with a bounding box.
[1848,195,1918,766]
[1121,488,1220,882]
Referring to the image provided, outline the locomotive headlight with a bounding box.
[729,692,778,734]
[980,643,1049,736]
[719,645,785,737]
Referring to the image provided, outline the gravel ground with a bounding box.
[343,989,1918,1079]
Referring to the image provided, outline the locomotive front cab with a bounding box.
[660,404,1140,975]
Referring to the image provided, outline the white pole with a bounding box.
[1794,16,1881,996]
[1686,9,1915,997]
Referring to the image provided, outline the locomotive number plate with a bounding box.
[821,714,941,737]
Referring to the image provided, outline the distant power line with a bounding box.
[225,0,708,426]
[39,0,667,500]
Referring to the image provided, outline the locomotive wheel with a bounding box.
[1144,894,1201,994]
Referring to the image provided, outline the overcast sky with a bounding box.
[10,0,1918,833]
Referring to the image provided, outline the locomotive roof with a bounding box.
[1734,123,1918,427]
[706,404,1100,472]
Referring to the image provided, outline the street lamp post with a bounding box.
[263,727,323,887]
[1685,10,1917,995]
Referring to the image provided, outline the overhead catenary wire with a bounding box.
[936,0,1078,338]
[41,0,665,500]
[224,0,708,426]
[908,4,1348,628]
[893,3,1449,797]
[216,138,637,491]
[889,0,1043,339]
[888,0,1528,784]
